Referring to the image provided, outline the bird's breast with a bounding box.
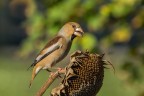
[55,41,72,63]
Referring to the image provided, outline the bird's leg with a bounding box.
[51,67,65,73]
[49,72,62,78]
[49,67,65,78]
[46,69,62,78]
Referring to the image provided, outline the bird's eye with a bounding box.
[72,24,76,28]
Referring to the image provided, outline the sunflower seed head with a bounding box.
[51,50,106,96]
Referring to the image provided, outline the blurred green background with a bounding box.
[0,0,144,96]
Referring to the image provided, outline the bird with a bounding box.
[28,22,84,87]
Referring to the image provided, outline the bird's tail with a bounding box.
[29,67,36,88]
[29,66,42,88]
[29,80,32,88]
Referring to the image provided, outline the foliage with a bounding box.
[18,0,144,95]
[19,0,144,55]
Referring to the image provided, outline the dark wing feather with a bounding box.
[27,36,62,70]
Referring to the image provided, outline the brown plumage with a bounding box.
[29,22,84,87]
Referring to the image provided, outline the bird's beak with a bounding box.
[74,27,84,37]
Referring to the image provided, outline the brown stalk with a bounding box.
[35,69,65,96]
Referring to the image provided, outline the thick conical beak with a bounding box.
[74,27,84,37]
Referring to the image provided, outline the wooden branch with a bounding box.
[35,69,65,96]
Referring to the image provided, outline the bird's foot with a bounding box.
[52,67,65,73]
[49,67,65,78]
[49,72,62,78]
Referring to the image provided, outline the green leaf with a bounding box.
[80,33,97,51]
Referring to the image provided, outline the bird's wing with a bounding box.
[27,36,63,70]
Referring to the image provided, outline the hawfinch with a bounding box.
[29,22,84,87]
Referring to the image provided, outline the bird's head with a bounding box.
[58,22,84,40]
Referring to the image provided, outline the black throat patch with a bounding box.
[71,34,76,40]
